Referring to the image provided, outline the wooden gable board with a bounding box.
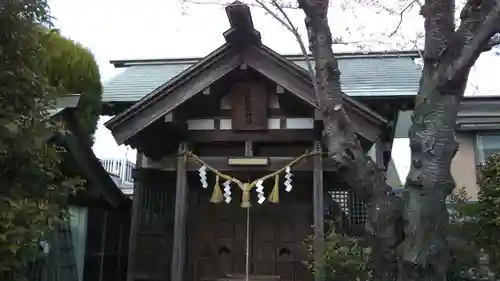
[105,43,387,145]
[106,45,241,144]
[244,46,387,141]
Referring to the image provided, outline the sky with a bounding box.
[48,0,500,181]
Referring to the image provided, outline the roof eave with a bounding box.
[62,111,130,209]
[104,43,234,132]
[47,94,81,117]
[109,50,422,67]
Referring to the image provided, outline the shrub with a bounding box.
[0,1,79,279]
[305,221,372,281]
[476,153,500,272]
[39,28,102,143]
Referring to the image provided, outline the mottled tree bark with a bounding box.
[398,1,458,280]
[297,0,500,280]
[297,1,404,280]
[399,1,500,280]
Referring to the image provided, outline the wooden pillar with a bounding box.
[99,211,108,281]
[171,143,189,281]
[126,152,143,281]
[375,139,386,171]
[313,141,325,281]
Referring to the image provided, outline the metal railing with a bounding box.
[99,158,135,186]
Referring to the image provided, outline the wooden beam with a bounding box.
[375,139,386,171]
[127,153,143,281]
[186,130,317,143]
[245,140,254,156]
[98,211,108,281]
[276,84,285,94]
[313,141,325,281]
[343,105,382,142]
[164,112,174,122]
[170,143,189,281]
[184,109,311,119]
[142,155,340,172]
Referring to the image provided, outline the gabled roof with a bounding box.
[105,2,408,145]
[104,2,430,147]
[58,110,130,209]
[49,97,130,209]
[106,43,241,143]
[103,51,420,104]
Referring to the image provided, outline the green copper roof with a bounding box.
[103,52,421,103]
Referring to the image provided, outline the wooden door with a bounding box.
[251,203,312,281]
[190,190,313,281]
[190,198,247,281]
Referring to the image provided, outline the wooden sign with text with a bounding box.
[230,82,268,131]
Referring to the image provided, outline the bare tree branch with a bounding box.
[268,0,317,91]
[182,0,225,6]
[254,0,319,103]
[449,1,500,82]
[410,39,425,60]
[270,0,300,41]
[389,0,420,37]
[182,0,262,8]
[333,38,400,45]
[254,0,294,31]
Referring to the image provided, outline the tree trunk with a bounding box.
[396,0,475,280]
[297,1,404,280]
[398,64,465,281]
[298,0,500,279]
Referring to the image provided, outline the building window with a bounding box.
[476,133,500,163]
[83,209,130,281]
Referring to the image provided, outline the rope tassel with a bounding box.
[241,183,252,208]
[210,175,223,204]
[186,150,320,208]
[268,174,280,203]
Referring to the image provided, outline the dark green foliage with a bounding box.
[476,153,500,272]
[39,29,102,143]
[311,178,500,281]
[0,1,80,279]
[447,187,481,280]
[305,221,372,281]
[443,157,500,280]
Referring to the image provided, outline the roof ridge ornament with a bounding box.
[224,1,262,46]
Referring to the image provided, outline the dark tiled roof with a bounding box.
[102,52,422,103]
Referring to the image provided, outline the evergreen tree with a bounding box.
[0,1,78,279]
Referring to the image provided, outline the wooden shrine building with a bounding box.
[25,96,131,281]
[104,2,420,281]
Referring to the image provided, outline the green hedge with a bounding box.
[476,153,500,272]
[39,28,102,143]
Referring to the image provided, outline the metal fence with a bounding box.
[99,158,135,185]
